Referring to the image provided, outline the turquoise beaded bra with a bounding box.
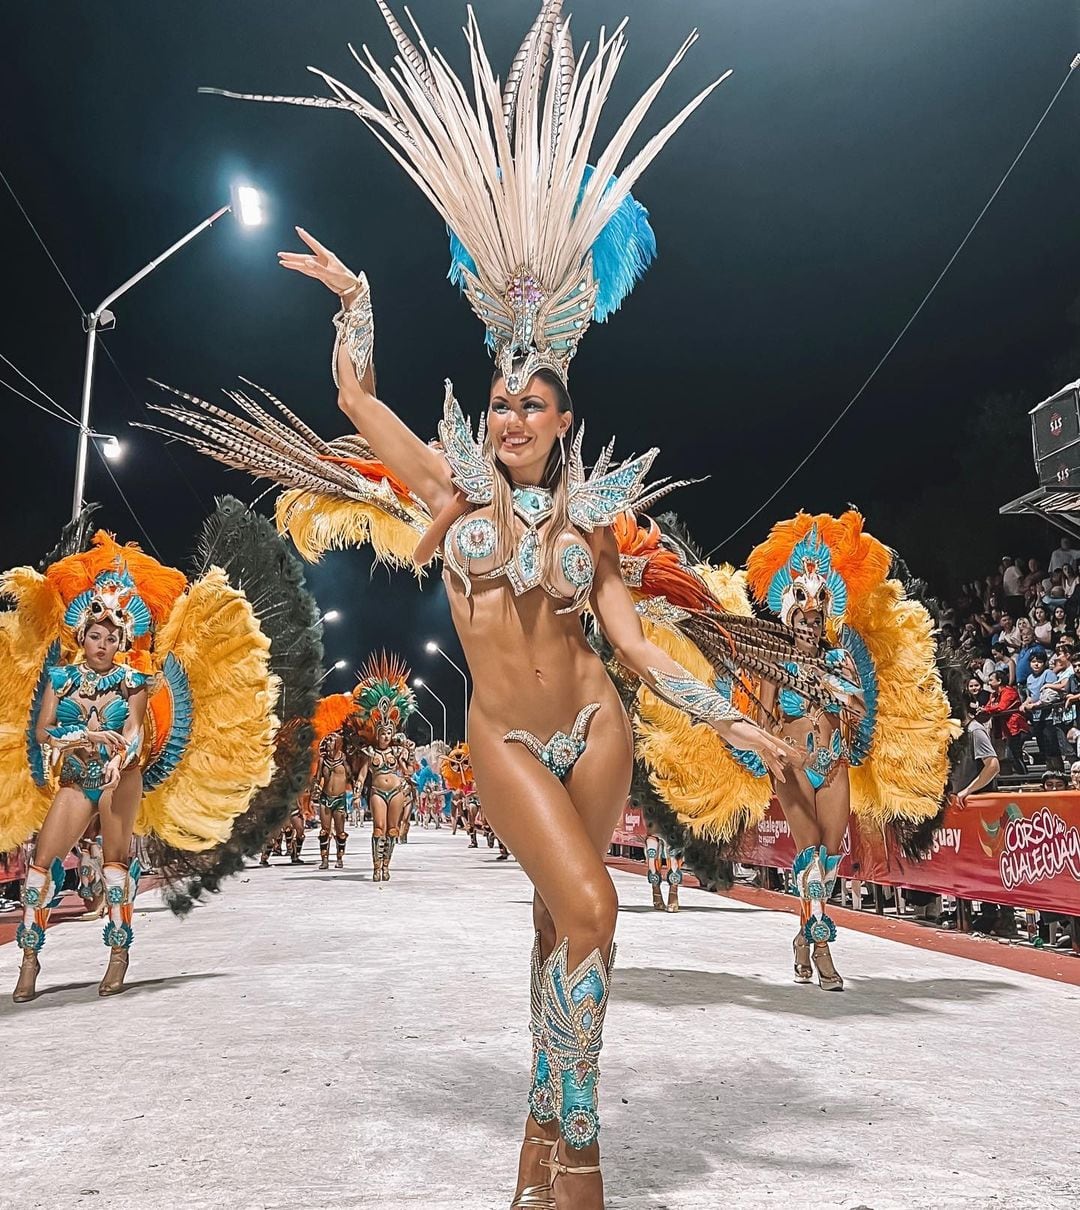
[438,383,681,614]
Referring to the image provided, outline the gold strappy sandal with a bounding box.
[510,1136,558,1209]
[540,1140,602,1206]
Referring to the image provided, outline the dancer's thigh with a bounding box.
[470,723,621,945]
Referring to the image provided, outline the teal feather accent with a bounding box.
[27,642,60,787]
[447,164,657,330]
[46,857,65,908]
[141,654,193,791]
[837,624,878,766]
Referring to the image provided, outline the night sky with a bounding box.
[4,1,1079,737]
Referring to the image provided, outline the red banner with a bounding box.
[736,791,1080,916]
[611,803,648,847]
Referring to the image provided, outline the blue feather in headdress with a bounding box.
[447,164,657,329]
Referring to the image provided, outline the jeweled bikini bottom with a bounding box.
[503,703,601,781]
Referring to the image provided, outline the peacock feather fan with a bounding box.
[149,497,324,914]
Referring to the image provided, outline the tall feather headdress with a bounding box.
[202,0,729,390]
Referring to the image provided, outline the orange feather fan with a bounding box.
[745,510,892,614]
[312,693,359,743]
[45,531,186,621]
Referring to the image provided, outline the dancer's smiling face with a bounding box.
[487,370,572,486]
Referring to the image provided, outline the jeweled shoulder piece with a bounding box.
[438,382,493,505]
[566,426,692,532]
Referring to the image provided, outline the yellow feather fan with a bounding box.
[137,569,279,849]
[634,563,772,842]
[276,489,426,570]
[0,568,63,851]
[846,579,960,828]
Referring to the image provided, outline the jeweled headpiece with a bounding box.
[203,0,728,389]
[746,512,892,630]
[64,565,150,651]
[45,531,186,659]
[353,651,416,737]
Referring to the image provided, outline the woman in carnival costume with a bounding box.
[396,733,419,844]
[310,692,362,870]
[412,756,442,828]
[352,653,417,883]
[0,532,276,1001]
[441,742,477,842]
[624,510,956,991]
[148,4,797,1201]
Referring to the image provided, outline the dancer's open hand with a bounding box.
[717,719,803,783]
[278,227,362,299]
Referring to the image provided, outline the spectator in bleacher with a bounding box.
[1049,536,1075,575]
[1044,569,1068,609]
[1023,557,1045,595]
[1014,620,1043,689]
[1051,604,1072,646]
[1063,563,1080,601]
[980,669,1029,773]
[990,641,1016,686]
[966,652,994,686]
[953,699,1001,805]
[966,676,991,713]
[974,607,1003,642]
[1070,760,1080,790]
[1032,603,1053,646]
[993,610,1022,652]
[1022,649,1068,772]
[1003,557,1026,602]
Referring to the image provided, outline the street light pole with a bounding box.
[413,708,435,744]
[413,679,447,745]
[315,659,348,689]
[426,641,469,743]
[71,189,264,521]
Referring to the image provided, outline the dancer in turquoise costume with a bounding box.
[155,3,796,1203]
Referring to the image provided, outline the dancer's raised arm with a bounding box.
[279,227,453,513]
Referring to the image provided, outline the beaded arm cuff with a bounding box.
[647,665,746,725]
[331,273,375,389]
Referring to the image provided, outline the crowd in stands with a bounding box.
[942,535,1080,783]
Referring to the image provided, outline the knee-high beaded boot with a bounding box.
[13,859,65,1003]
[99,859,141,997]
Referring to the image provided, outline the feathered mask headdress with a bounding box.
[441,741,473,792]
[202,0,728,390]
[45,531,186,662]
[352,650,416,736]
[746,511,892,629]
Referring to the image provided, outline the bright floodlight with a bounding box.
[323,609,341,623]
[413,677,424,687]
[101,436,123,461]
[234,185,264,227]
[425,640,439,653]
[333,658,347,670]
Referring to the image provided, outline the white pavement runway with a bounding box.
[3,828,1078,1210]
